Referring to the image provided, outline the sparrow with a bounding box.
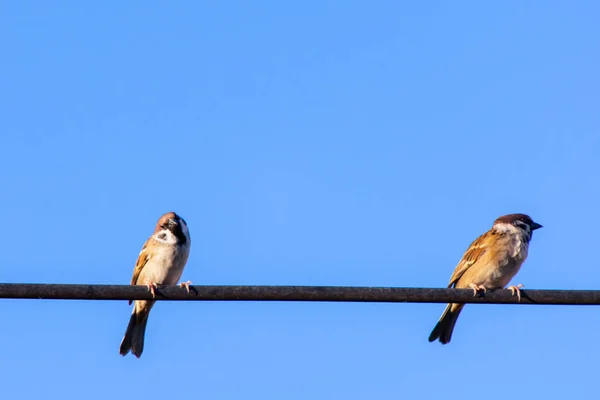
[119,212,191,358]
[428,213,542,345]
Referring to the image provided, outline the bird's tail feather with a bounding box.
[428,303,464,344]
[119,311,149,358]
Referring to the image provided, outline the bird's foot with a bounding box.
[468,283,487,297]
[179,280,192,294]
[507,284,524,302]
[146,282,158,298]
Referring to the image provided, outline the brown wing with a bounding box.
[128,238,152,304]
[447,231,492,288]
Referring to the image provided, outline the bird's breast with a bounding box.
[465,234,529,288]
[139,243,190,286]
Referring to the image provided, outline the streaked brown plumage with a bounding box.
[429,213,542,345]
[119,212,191,358]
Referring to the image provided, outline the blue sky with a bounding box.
[1,1,599,398]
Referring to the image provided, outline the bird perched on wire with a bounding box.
[428,213,542,345]
[119,212,191,358]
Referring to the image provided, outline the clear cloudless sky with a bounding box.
[1,1,599,399]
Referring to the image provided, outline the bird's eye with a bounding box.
[514,220,529,229]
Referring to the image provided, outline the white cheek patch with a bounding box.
[494,223,521,234]
[495,222,531,241]
[152,230,177,244]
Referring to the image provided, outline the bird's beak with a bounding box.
[531,222,543,230]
